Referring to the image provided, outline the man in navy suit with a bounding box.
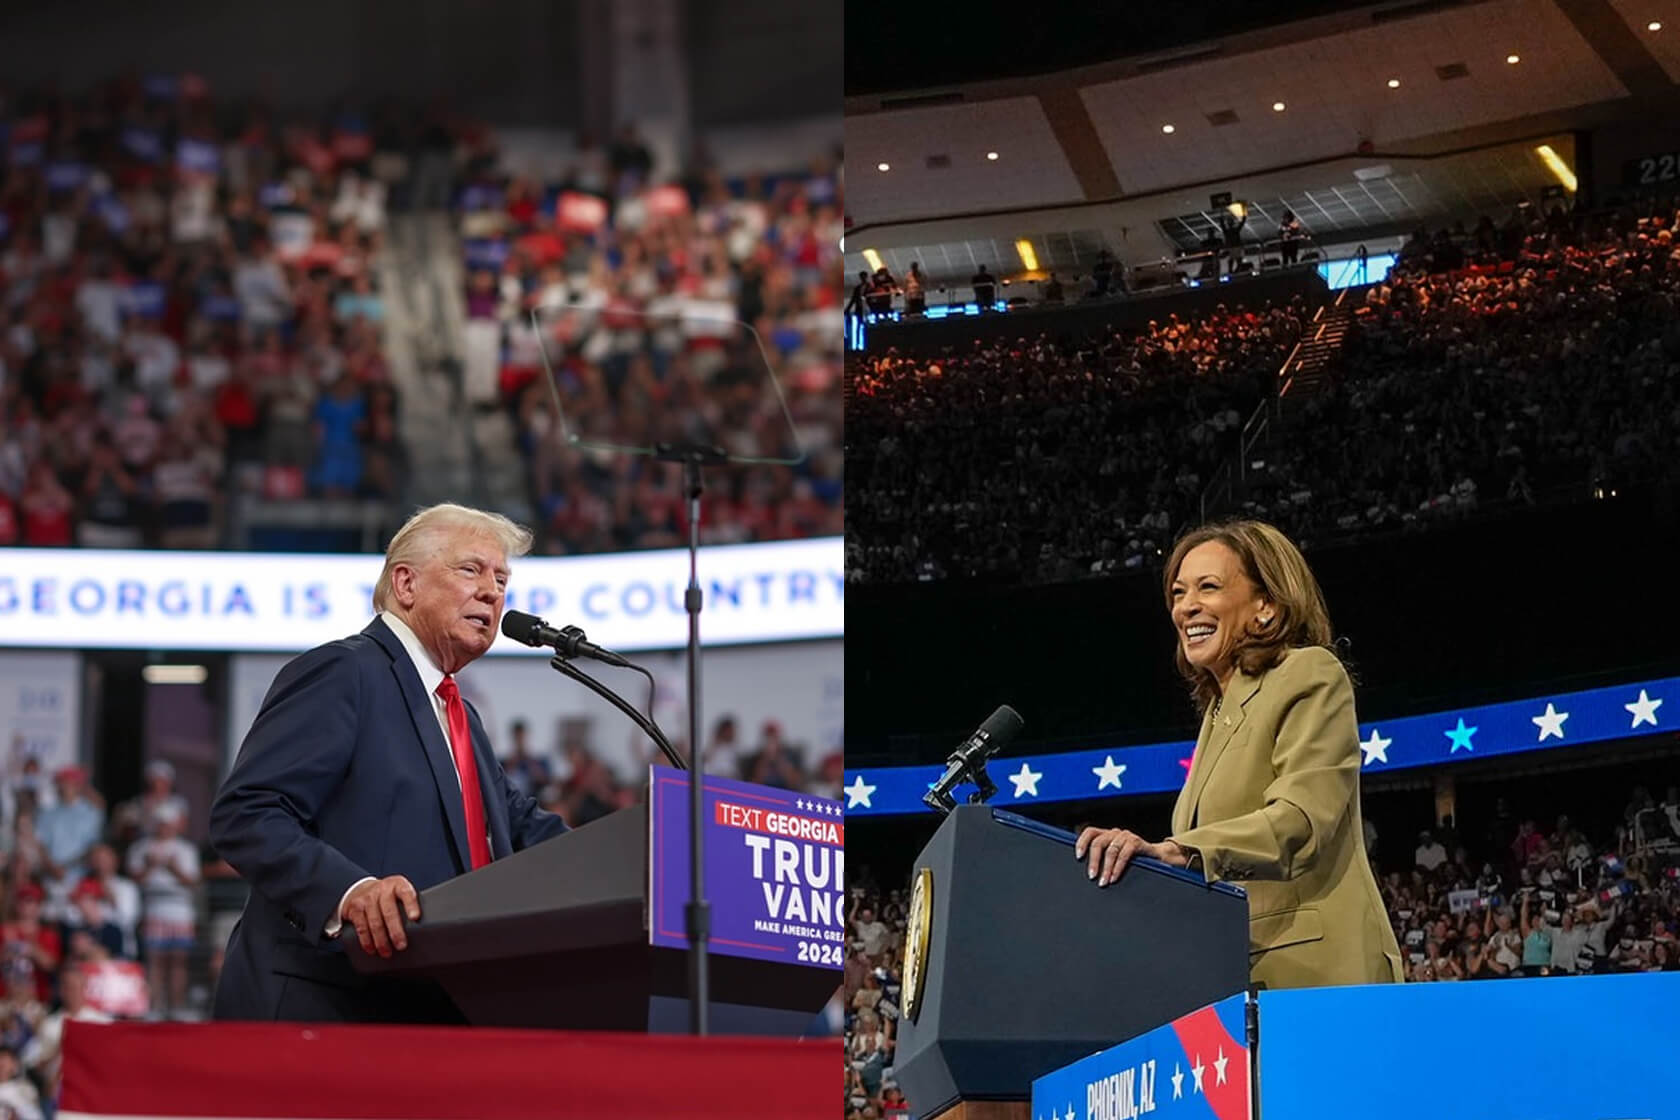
[209,504,569,1022]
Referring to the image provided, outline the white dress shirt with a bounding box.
[325,611,490,937]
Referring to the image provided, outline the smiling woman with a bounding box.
[1075,519,1403,989]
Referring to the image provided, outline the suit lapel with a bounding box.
[1181,666,1264,830]
[465,707,512,859]
[365,618,472,873]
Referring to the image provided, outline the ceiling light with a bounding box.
[862,248,884,272]
[1272,101,1286,112]
[876,162,890,172]
[1161,124,1176,134]
[1506,53,1520,64]
[1015,239,1039,272]
[143,664,207,685]
[1387,78,1401,88]
[1535,144,1578,193]
[1649,21,1662,31]
[986,151,999,161]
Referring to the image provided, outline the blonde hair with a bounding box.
[373,504,533,612]
[1162,519,1335,713]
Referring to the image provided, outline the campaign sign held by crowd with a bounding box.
[1032,994,1251,1120]
[648,767,844,970]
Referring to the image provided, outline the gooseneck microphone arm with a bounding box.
[542,655,687,771]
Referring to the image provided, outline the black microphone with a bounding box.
[501,610,632,668]
[924,705,1024,814]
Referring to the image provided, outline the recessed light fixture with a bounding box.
[876,162,890,172]
[986,151,999,161]
[1272,101,1286,112]
[1506,53,1520,64]
[1387,78,1401,88]
[1650,21,1663,31]
[1161,124,1176,134]
[143,664,208,685]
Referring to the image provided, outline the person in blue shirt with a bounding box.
[35,768,105,914]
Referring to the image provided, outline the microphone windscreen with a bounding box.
[978,705,1024,752]
[500,610,543,646]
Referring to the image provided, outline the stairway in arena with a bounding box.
[1277,288,1361,399]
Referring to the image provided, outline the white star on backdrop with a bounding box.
[844,775,876,809]
[1626,689,1664,729]
[1008,762,1043,799]
[1092,755,1128,791]
[1359,728,1391,766]
[1213,1046,1229,1085]
[1191,1055,1206,1094]
[1171,1063,1184,1100]
[1444,717,1477,753]
[795,798,807,811]
[1531,703,1569,741]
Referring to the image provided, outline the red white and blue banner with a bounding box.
[843,673,1677,816]
[1032,993,1251,1120]
[648,767,844,969]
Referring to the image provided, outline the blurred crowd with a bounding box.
[0,753,230,1117]
[846,198,1680,585]
[1384,787,1680,981]
[0,76,405,551]
[843,780,1680,1119]
[449,125,844,556]
[846,302,1304,582]
[497,711,845,829]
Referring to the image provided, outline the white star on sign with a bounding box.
[1359,727,1391,766]
[1531,703,1569,741]
[1191,1055,1206,1094]
[1092,755,1128,790]
[844,775,877,809]
[1213,1046,1229,1085]
[1008,762,1043,799]
[1171,1063,1184,1100]
[1626,689,1664,729]
[1444,717,1477,753]
[796,798,807,811]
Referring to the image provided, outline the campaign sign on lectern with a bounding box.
[648,766,845,969]
[1032,994,1252,1120]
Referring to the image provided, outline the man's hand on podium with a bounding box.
[343,875,422,958]
[1074,828,1190,887]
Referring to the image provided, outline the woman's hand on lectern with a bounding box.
[1074,828,1190,887]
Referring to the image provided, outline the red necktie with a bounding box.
[435,676,492,870]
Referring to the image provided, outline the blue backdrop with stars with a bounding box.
[842,675,1675,817]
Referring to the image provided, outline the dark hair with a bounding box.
[1162,519,1336,713]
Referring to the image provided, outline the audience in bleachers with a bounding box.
[449,137,844,555]
[843,780,1680,1120]
[846,198,1680,585]
[0,77,400,550]
[847,302,1304,582]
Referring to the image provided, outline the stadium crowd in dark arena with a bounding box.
[845,198,1680,585]
[843,783,1680,1120]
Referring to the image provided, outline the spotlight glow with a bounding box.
[1387,78,1401,88]
[1161,124,1176,134]
[986,151,999,161]
[876,162,890,172]
[1272,101,1286,112]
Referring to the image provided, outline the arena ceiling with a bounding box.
[843,0,1680,275]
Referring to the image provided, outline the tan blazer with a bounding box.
[1170,645,1404,989]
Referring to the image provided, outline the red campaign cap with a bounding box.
[16,883,45,903]
[72,878,108,901]
[54,765,88,783]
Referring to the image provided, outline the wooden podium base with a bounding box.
[934,1101,1030,1120]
